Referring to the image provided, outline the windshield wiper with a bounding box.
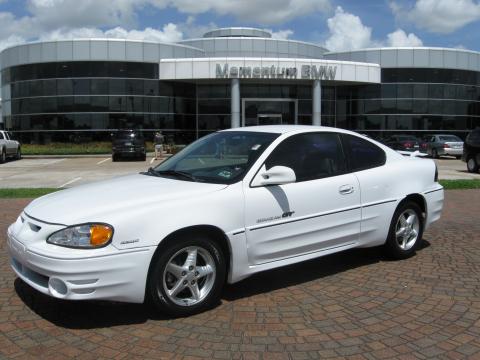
[141,167,162,177]
[155,169,200,182]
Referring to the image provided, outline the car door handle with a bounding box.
[339,185,354,195]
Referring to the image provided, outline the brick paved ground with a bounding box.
[1,191,480,359]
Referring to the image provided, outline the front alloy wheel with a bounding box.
[163,246,216,306]
[385,201,423,259]
[147,236,225,316]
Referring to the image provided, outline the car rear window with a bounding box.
[342,134,386,172]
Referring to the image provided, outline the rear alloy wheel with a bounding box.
[467,157,479,173]
[384,201,423,259]
[147,236,225,317]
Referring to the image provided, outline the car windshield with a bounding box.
[151,131,279,184]
[439,135,461,142]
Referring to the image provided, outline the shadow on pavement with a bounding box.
[15,240,431,329]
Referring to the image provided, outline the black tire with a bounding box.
[0,149,5,164]
[141,153,147,161]
[467,156,479,173]
[112,154,118,162]
[147,235,226,317]
[384,201,424,260]
[432,148,439,159]
[455,155,461,160]
[16,147,21,160]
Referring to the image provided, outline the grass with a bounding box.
[0,188,60,198]
[439,179,480,190]
[22,142,156,155]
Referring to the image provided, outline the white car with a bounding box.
[0,130,21,163]
[7,126,444,316]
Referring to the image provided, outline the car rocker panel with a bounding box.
[7,125,444,316]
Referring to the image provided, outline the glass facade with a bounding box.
[2,61,197,144]
[2,61,480,144]
[335,68,480,138]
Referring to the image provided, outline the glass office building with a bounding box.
[1,27,479,144]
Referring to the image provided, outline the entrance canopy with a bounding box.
[159,57,381,84]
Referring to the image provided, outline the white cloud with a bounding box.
[387,29,423,47]
[323,6,423,52]
[26,0,144,29]
[391,0,480,34]
[271,30,294,40]
[0,0,307,52]
[324,6,375,51]
[152,0,331,25]
[37,23,183,43]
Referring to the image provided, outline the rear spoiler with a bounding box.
[397,150,429,158]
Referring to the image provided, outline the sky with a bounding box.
[0,0,480,53]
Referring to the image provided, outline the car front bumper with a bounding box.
[7,224,155,303]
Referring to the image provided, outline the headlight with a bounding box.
[47,223,113,249]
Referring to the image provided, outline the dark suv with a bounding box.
[112,130,146,162]
[463,128,480,173]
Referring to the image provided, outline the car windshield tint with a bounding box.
[439,135,461,142]
[153,131,279,184]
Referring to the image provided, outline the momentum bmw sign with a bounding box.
[215,63,337,80]
[158,58,380,83]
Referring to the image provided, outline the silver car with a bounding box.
[425,134,464,159]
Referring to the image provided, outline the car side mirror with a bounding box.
[251,165,296,187]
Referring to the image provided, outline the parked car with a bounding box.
[462,128,480,173]
[0,130,21,163]
[383,135,421,152]
[111,130,146,161]
[425,134,464,159]
[7,126,444,316]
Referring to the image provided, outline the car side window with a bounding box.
[0,132,4,140]
[5,132,10,140]
[265,132,346,182]
[342,134,386,172]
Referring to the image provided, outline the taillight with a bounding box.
[404,142,412,148]
[444,143,450,148]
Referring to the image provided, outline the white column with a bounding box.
[231,78,241,128]
[312,79,322,126]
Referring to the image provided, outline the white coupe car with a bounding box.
[7,126,444,316]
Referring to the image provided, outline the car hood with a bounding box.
[24,174,228,225]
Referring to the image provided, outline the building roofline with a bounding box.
[326,46,480,56]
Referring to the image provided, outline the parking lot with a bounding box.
[0,155,479,189]
[0,190,479,359]
[0,156,164,188]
